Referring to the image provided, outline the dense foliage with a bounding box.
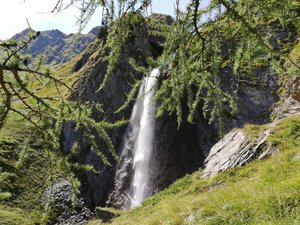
[0,0,299,223]
[54,0,300,128]
[155,0,299,127]
[0,26,124,218]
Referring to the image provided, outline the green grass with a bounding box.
[289,42,300,64]
[29,55,80,103]
[0,42,106,224]
[89,116,300,225]
[0,205,42,225]
[0,119,71,224]
[0,57,81,223]
[243,123,268,140]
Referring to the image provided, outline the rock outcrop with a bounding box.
[63,15,287,210]
[60,12,298,215]
[201,75,300,178]
[220,66,280,132]
[292,77,300,102]
[41,179,94,225]
[200,128,276,178]
[63,14,174,209]
[149,113,206,194]
[274,76,300,118]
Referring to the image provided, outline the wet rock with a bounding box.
[62,14,173,209]
[149,113,206,194]
[107,124,135,209]
[62,13,296,211]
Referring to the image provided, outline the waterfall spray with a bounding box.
[108,68,159,209]
[129,68,158,208]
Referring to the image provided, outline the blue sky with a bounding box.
[0,0,209,40]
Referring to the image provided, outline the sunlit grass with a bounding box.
[0,205,42,225]
[0,56,83,224]
[88,116,300,225]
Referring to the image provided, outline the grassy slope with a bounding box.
[0,206,42,225]
[0,56,81,224]
[88,116,300,225]
[0,117,47,224]
[0,39,107,224]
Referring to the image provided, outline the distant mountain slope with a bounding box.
[11,27,100,65]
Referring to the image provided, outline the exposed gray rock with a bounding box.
[11,28,97,65]
[41,179,93,225]
[106,123,135,209]
[70,35,150,207]
[62,14,173,209]
[273,76,300,118]
[62,121,77,153]
[200,128,277,178]
[200,75,300,179]
[291,77,300,102]
[62,12,296,212]
[219,66,280,133]
[108,94,206,209]
[149,114,205,195]
[276,96,300,118]
[195,65,281,169]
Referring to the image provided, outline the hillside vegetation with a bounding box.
[89,116,300,225]
[0,0,299,224]
[0,57,82,224]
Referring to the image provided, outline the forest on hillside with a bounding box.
[0,1,299,224]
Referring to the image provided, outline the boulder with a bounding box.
[201,128,277,178]
[41,179,93,225]
[200,75,300,179]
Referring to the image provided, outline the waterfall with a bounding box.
[129,68,158,208]
[109,68,159,209]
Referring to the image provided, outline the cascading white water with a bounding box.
[108,68,159,209]
[129,68,158,208]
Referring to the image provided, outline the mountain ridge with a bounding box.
[11,27,100,65]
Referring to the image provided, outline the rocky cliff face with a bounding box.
[201,76,300,178]
[62,14,174,209]
[197,22,299,179]
[148,65,281,196]
[61,15,287,212]
[201,128,275,178]
[12,27,99,65]
[149,114,206,194]
[57,16,299,224]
